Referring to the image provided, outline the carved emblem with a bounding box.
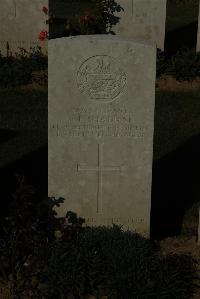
[77,55,126,102]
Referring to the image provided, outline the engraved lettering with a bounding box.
[49,105,145,139]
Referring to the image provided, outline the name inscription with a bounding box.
[85,217,145,223]
[49,105,145,138]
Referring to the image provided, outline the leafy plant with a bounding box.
[49,0,122,38]
[0,176,198,298]
[156,48,200,81]
[0,175,62,296]
[157,49,168,79]
[37,226,197,299]
[0,46,47,88]
[166,48,200,81]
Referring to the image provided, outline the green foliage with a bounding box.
[0,55,32,88]
[0,177,198,298]
[49,0,121,38]
[38,226,156,298]
[0,176,59,283]
[153,254,199,299]
[37,227,197,299]
[157,50,167,79]
[166,48,200,81]
[0,47,47,88]
[157,48,200,81]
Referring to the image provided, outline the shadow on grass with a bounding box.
[165,21,198,56]
[151,134,200,239]
[0,145,47,217]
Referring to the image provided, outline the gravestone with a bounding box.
[0,0,16,18]
[49,35,156,237]
[197,1,200,52]
[0,0,48,55]
[111,0,167,50]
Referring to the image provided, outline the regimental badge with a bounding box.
[77,55,126,102]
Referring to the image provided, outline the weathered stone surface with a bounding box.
[111,0,167,50]
[197,1,200,52]
[0,0,47,55]
[0,0,16,18]
[48,35,156,237]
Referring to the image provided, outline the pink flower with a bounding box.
[38,30,48,41]
[79,11,94,23]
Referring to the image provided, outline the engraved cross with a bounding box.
[77,143,122,213]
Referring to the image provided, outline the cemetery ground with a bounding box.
[0,83,200,298]
[0,97,199,285]
[0,0,200,297]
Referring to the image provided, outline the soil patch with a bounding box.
[157,75,200,91]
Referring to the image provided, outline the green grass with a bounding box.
[154,90,200,161]
[166,1,199,32]
[0,89,47,167]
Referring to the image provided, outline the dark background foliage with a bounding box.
[0,47,47,88]
[49,0,122,38]
[157,48,200,80]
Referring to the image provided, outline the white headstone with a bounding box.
[0,0,48,55]
[49,35,156,237]
[0,0,16,18]
[197,1,200,52]
[111,0,167,50]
